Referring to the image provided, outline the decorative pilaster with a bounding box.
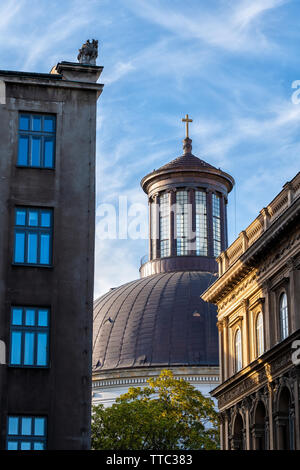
[223,317,229,380]
[242,398,251,450]
[286,257,299,332]
[262,280,271,351]
[293,369,300,449]
[242,299,250,366]
[217,320,224,382]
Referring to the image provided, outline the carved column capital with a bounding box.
[286,256,297,270]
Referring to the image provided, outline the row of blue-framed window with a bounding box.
[8,308,49,449]
[7,416,47,450]
[18,113,56,169]
[14,207,53,266]
[11,113,54,451]
[10,306,49,367]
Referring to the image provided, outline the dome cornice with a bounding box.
[141,155,234,195]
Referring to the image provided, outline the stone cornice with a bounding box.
[92,365,220,389]
[1,71,104,94]
[211,328,300,409]
[92,374,220,389]
[202,193,300,304]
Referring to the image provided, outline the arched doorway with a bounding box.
[252,401,267,450]
[276,387,293,450]
[232,413,244,450]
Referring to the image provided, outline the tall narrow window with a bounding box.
[195,190,207,256]
[10,307,50,367]
[14,207,53,266]
[176,190,188,256]
[7,416,47,450]
[279,293,289,340]
[235,328,242,372]
[18,113,56,168]
[159,193,170,258]
[212,194,221,257]
[256,312,264,357]
[151,200,158,259]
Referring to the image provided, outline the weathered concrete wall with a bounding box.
[0,68,103,449]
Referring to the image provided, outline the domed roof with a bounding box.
[140,138,234,195]
[93,271,219,372]
[157,152,216,172]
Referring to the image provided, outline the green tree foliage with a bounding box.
[91,369,219,450]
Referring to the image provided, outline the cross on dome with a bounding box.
[182,114,193,138]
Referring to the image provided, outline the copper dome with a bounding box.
[93,271,219,372]
[157,152,216,171]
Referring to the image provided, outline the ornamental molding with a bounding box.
[257,231,300,278]
[217,230,300,313]
[228,315,243,328]
[217,349,293,409]
[92,374,220,389]
[249,297,265,311]
[218,271,258,312]
[269,274,290,292]
[204,212,300,305]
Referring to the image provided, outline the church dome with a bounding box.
[156,152,216,171]
[92,117,234,407]
[93,271,218,372]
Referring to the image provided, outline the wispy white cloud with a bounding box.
[233,0,288,29]
[22,5,92,69]
[126,0,288,53]
[1,0,298,298]
[0,0,24,30]
[104,61,135,85]
[94,239,145,298]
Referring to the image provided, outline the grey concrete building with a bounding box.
[0,41,103,450]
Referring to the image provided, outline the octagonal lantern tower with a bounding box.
[140,119,234,278]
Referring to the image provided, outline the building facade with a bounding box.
[92,128,234,406]
[0,42,103,450]
[202,172,300,450]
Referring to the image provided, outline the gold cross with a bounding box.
[182,114,193,138]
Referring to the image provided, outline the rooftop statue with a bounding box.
[77,39,98,65]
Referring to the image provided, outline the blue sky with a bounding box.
[1,0,300,297]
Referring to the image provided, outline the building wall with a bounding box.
[0,67,102,449]
[202,172,300,450]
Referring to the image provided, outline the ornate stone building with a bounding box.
[92,120,234,406]
[202,171,300,450]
